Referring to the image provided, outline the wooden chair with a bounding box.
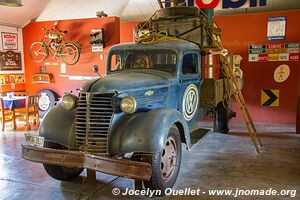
[14,91,28,96]
[0,98,14,131]
[15,95,39,130]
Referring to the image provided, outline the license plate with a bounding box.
[25,134,45,148]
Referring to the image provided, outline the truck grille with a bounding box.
[76,92,115,154]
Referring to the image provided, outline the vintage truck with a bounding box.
[22,7,236,193]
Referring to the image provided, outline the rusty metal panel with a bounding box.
[22,144,152,181]
[214,79,224,106]
[200,78,215,108]
[200,78,224,108]
[150,15,205,45]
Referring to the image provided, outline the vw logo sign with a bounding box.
[182,84,199,121]
[38,93,51,111]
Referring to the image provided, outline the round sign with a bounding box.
[274,64,290,83]
[182,84,199,121]
[38,93,51,111]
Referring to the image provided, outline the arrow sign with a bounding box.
[261,89,279,106]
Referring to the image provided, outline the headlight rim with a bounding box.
[62,94,77,110]
[120,96,137,114]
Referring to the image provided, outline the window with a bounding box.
[182,54,198,74]
[110,54,122,71]
[108,50,177,73]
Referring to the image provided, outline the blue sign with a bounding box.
[267,17,287,41]
[165,0,267,9]
[223,0,266,9]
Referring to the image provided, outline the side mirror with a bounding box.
[93,65,101,77]
[93,65,99,73]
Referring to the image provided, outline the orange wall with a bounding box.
[120,21,138,43]
[120,10,300,125]
[23,10,300,125]
[23,17,120,97]
[215,10,300,125]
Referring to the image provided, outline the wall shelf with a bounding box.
[31,73,54,84]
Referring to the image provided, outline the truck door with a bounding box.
[178,52,201,125]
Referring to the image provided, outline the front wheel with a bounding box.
[142,126,182,195]
[29,41,48,63]
[59,42,80,65]
[43,142,83,181]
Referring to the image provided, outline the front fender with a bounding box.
[109,109,190,154]
[39,104,76,149]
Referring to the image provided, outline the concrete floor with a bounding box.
[0,121,299,200]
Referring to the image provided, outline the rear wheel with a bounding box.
[142,126,182,195]
[43,142,83,181]
[60,42,80,65]
[214,101,230,134]
[29,41,48,63]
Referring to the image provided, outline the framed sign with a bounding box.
[248,43,299,62]
[1,32,18,50]
[0,51,22,71]
[267,17,286,41]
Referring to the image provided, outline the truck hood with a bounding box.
[81,71,170,93]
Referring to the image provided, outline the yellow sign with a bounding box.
[268,54,279,61]
[261,89,279,107]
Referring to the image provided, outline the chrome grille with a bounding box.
[76,92,114,154]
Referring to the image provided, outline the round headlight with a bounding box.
[120,96,137,114]
[62,94,77,110]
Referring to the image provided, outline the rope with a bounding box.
[135,31,183,44]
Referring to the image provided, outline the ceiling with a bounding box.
[0,0,300,27]
[0,0,50,27]
[36,0,130,22]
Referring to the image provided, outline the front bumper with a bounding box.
[21,144,152,180]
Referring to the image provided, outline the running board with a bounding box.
[189,128,212,150]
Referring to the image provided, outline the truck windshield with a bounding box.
[109,50,177,73]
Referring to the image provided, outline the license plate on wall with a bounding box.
[25,133,45,148]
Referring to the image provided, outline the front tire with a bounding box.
[143,126,182,195]
[43,142,83,181]
[29,41,48,63]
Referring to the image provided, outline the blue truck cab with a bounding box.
[22,6,234,194]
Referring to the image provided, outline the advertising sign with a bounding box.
[1,32,18,50]
[0,51,22,71]
[165,0,267,9]
[267,17,287,41]
[249,43,299,62]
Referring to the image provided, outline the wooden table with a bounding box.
[2,96,26,130]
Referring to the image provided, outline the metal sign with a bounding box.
[274,65,290,83]
[1,32,18,50]
[166,0,267,9]
[267,17,286,41]
[261,89,279,107]
[182,84,199,121]
[249,43,299,62]
[0,51,22,71]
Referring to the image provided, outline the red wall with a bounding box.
[215,10,300,125]
[119,10,300,125]
[23,10,300,125]
[120,22,138,43]
[23,17,120,97]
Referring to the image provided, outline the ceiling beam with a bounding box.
[0,22,22,28]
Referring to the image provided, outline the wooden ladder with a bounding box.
[220,55,263,153]
[201,15,263,153]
